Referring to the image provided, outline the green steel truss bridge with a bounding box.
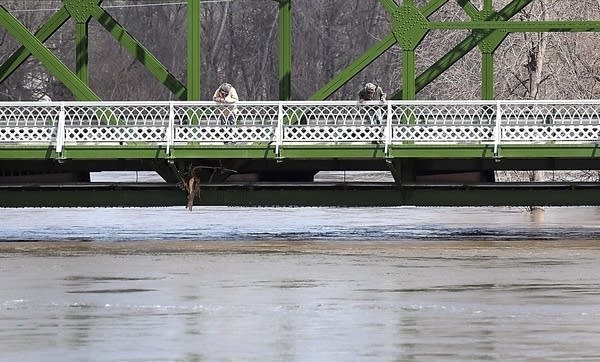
[1,0,600,207]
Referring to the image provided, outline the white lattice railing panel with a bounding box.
[0,104,60,127]
[173,104,280,126]
[282,104,386,125]
[65,126,167,142]
[0,127,56,142]
[63,104,170,126]
[233,104,279,126]
[502,125,600,142]
[284,126,384,142]
[3,101,600,151]
[394,125,495,143]
[175,126,275,142]
[500,102,600,125]
[393,103,496,125]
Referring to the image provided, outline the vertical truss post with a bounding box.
[391,3,428,100]
[480,0,498,100]
[384,102,393,156]
[481,52,494,100]
[402,50,416,100]
[65,0,100,98]
[276,102,284,156]
[494,100,502,157]
[56,103,66,154]
[187,0,201,100]
[278,0,292,100]
[167,102,175,155]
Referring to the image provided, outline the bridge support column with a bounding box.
[387,159,416,185]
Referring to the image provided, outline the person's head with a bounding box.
[365,82,376,95]
[219,83,232,95]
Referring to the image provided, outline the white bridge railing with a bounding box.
[1,100,600,156]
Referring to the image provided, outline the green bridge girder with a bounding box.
[4,143,600,161]
[2,138,600,207]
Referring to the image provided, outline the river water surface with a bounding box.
[1,206,600,361]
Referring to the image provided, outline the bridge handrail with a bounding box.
[2,100,600,156]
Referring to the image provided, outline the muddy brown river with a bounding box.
[1,206,600,360]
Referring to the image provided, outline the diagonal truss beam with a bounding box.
[308,0,399,100]
[421,0,450,17]
[0,7,71,83]
[309,33,397,100]
[88,5,187,101]
[0,5,99,100]
[379,0,399,14]
[456,0,480,20]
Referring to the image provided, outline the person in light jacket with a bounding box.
[213,83,239,125]
[358,82,386,102]
[358,82,386,125]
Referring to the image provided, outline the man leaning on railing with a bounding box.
[212,82,238,125]
[358,82,386,125]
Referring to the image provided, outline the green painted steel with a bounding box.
[0,5,100,101]
[392,0,534,99]
[309,33,397,100]
[460,1,499,99]
[391,4,425,100]
[75,22,90,86]
[378,0,399,15]
[457,0,479,20]
[0,7,70,83]
[391,4,429,51]
[421,0,449,18]
[187,0,201,101]
[88,5,188,101]
[4,143,600,161]
[63,0,102,23]
[0,185,187,208]
[429,21,600,31]
[278,0,292,101]
[0,147,60,159]
[402,50,416,100]
[481,52,494,100]
[4,183,600,207]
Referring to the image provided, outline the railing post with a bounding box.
[166,101,175,156]
[56,102,66,154]
[276,102,284,157]
[384,102,392,156]
[494,100,502,157]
